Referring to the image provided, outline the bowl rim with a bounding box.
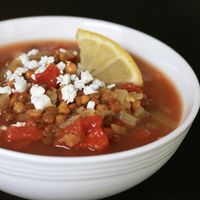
[0,15,199,163]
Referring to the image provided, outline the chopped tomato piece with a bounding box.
[81,115,103,134]
[118,83,143,93]
[6,121,42,142]
[79,128,109,151]
[34,64,60,88]
[54,115,108,151]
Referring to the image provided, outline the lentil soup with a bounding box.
[0,40,182,156]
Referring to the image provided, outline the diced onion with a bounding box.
[60,115,80,128]
[134,107,150,118]
[119,110,137,127]
[127,92,143,102]
[113,89,130,109]
[111,124,127,135]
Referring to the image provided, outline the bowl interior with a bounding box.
[0,16,199,159]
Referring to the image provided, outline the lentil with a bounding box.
[13,102,25,113]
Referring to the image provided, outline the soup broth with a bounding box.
[0,40,182,156]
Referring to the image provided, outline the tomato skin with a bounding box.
[34,64,60,88]
[6,121,42,143]
[118,83,143,93]
[54,115,109,151]
[79,128,109,151]
[81,115,103,134]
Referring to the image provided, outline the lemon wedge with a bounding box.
[76,28,143,86]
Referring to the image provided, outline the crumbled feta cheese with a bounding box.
[6,70,18,81]
[107,83,116,89]
[74,79,85,90]
[88,83,99,90]
[92,79,105,87]
[26,60,38,69]
[27,49,39,57]
[19,53,29,66]
[39,56,55,66]
[57,74,70,85]
[6,70,12,79]
[61,84,77,103]
[35,56,55,74]
[14,67,28,76]
[7,73,18,81]
[12,122,26,127]
[30,84,45,96]
[34,65,46,74]
[57,62,66,73]
[31,95,51,110]
[30,84,51,110]
[0,125,7,131]
[13,77,27,93]
[81,71,93,84]
[0,86,12,94]
[59,48,66,53]
[31,74,36,80]
[83,85,97,95]
[87,101,95,109]
[70,74,79,81]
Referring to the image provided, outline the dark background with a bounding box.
[0,0,199,199]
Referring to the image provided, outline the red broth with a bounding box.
[0,40,182,156]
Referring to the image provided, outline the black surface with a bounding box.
[0,0,199,199]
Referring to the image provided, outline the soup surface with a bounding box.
[0,40,182,156]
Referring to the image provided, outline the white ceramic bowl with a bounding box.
[0,16,199,200]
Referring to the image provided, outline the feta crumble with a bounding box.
[6,70,20,81]
[12,122,26,127]
[107,83,116,89]
[81,71,93,84]
[93,79,105,87]
[70,74,79,81]
[13,76,27,93]
[19,53,29,66]
[57,74,70,85]
[61,84,77,103]
[30,84,45,96]
[87,101,95,109]
[31,74,36,80]
[31,95,51,110]
[26,60,38,70]
[27,49,39,57]
[30,85,51,110]
[57,61,66,74]
[35,56,55,74]
[0,86,12,94]
[83,85,97,95]
[74,79,85,90]
[14,67,28,76]
[34,65,46,74]
[39,56,55,66]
